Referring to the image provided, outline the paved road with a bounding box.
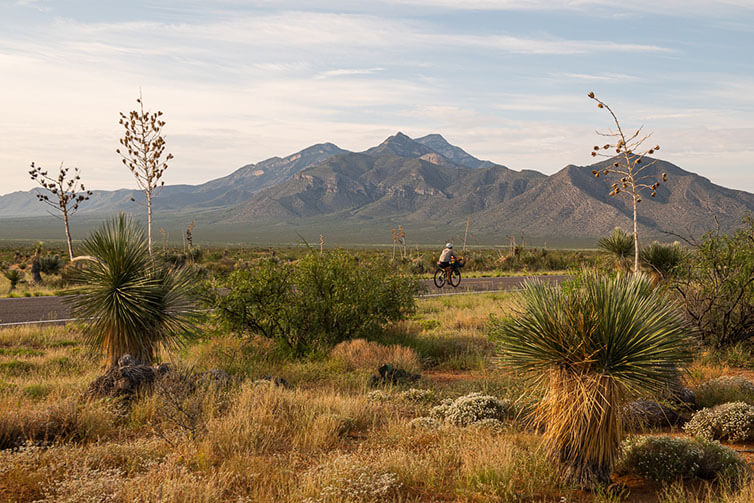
[0,275,567,326]
[419,274,566,295]
[0,296,72,325]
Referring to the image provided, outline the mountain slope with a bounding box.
[479,158,754,237]
[415,134,497,169]
[0,143,347,218]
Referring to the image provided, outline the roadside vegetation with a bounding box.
[2,214,754,502]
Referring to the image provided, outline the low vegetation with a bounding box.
[3,217,754,501]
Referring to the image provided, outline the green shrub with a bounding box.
[214,251,420,355]
[617,435,748,483]
[695,376,754,408]
[675,217,754,348]
[684,402,754,442]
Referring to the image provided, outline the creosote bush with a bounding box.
[617,435,748,484]
[675,217,754,348]
[214,251,420,355]
[684,402,754,443]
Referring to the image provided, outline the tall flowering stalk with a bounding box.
[29,162,92,260]
[588,92,667,273]
[116,92,173,257]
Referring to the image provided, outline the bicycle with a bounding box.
[433,257,463,288]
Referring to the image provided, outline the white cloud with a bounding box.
[316,67,385,79]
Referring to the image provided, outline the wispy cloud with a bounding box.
[316,67,385,79]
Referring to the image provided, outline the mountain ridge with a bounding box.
[1,133,752,241]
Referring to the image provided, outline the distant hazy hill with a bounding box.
[1,132,752,243]
[0,142,346,218]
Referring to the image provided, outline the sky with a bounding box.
[1,0,753,195]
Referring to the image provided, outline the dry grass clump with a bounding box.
[0,397,115,450]
[195,383,386,462]
[695,375,754,408]
[331,338,420,374]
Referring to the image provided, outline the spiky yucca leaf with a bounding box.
[67,214,198,366]
[493,273,692,486]
[2,268,23,292]
[640,241,685,281]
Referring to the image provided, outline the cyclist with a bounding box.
[437,242,457,278]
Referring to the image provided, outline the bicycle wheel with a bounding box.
[433,268,446,288]
[449,268,461,287]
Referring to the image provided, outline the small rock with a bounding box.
[155,362,172,376]
[626,400,681,428]
[195,369,231,386]
[87,354,156,398]
[370,363,420,386]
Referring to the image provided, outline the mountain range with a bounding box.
[1,132,752,244]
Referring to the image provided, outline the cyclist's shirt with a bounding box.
[438,248,455,263]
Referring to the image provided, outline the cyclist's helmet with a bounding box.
[446,243,453,249]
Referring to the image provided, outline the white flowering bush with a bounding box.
[302,454,402,503]
[398,388,435,403]
[407,417,441,429]
[429,392,511,426]
[366,390,389,402]
[684,402,754,442]
[617,436,702,482]
[695,376,754,408]
[617,435,748,483]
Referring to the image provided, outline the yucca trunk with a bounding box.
[541,370,624,486]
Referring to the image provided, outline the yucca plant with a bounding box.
[493,273,692,487]
[2,268,24,293]
[640,241,685,283]
[67,214,198,366]
[598,227,634,272]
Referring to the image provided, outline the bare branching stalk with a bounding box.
[28,162,92,260]
[186,221,195,251]
[587,92,666,273]
[117,92,173,256]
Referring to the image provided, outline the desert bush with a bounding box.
[617,435,748,484]
[684,402,754,442]
[492,273,692,486]
[696,376,754,408]
[641,241,685,282]
[214,251,420,355]
[67,214,200,365]
[331,339,420,373]
[675,217,754,348]
[429,392,511,426]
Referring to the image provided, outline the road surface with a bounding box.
[0,274,567,326]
